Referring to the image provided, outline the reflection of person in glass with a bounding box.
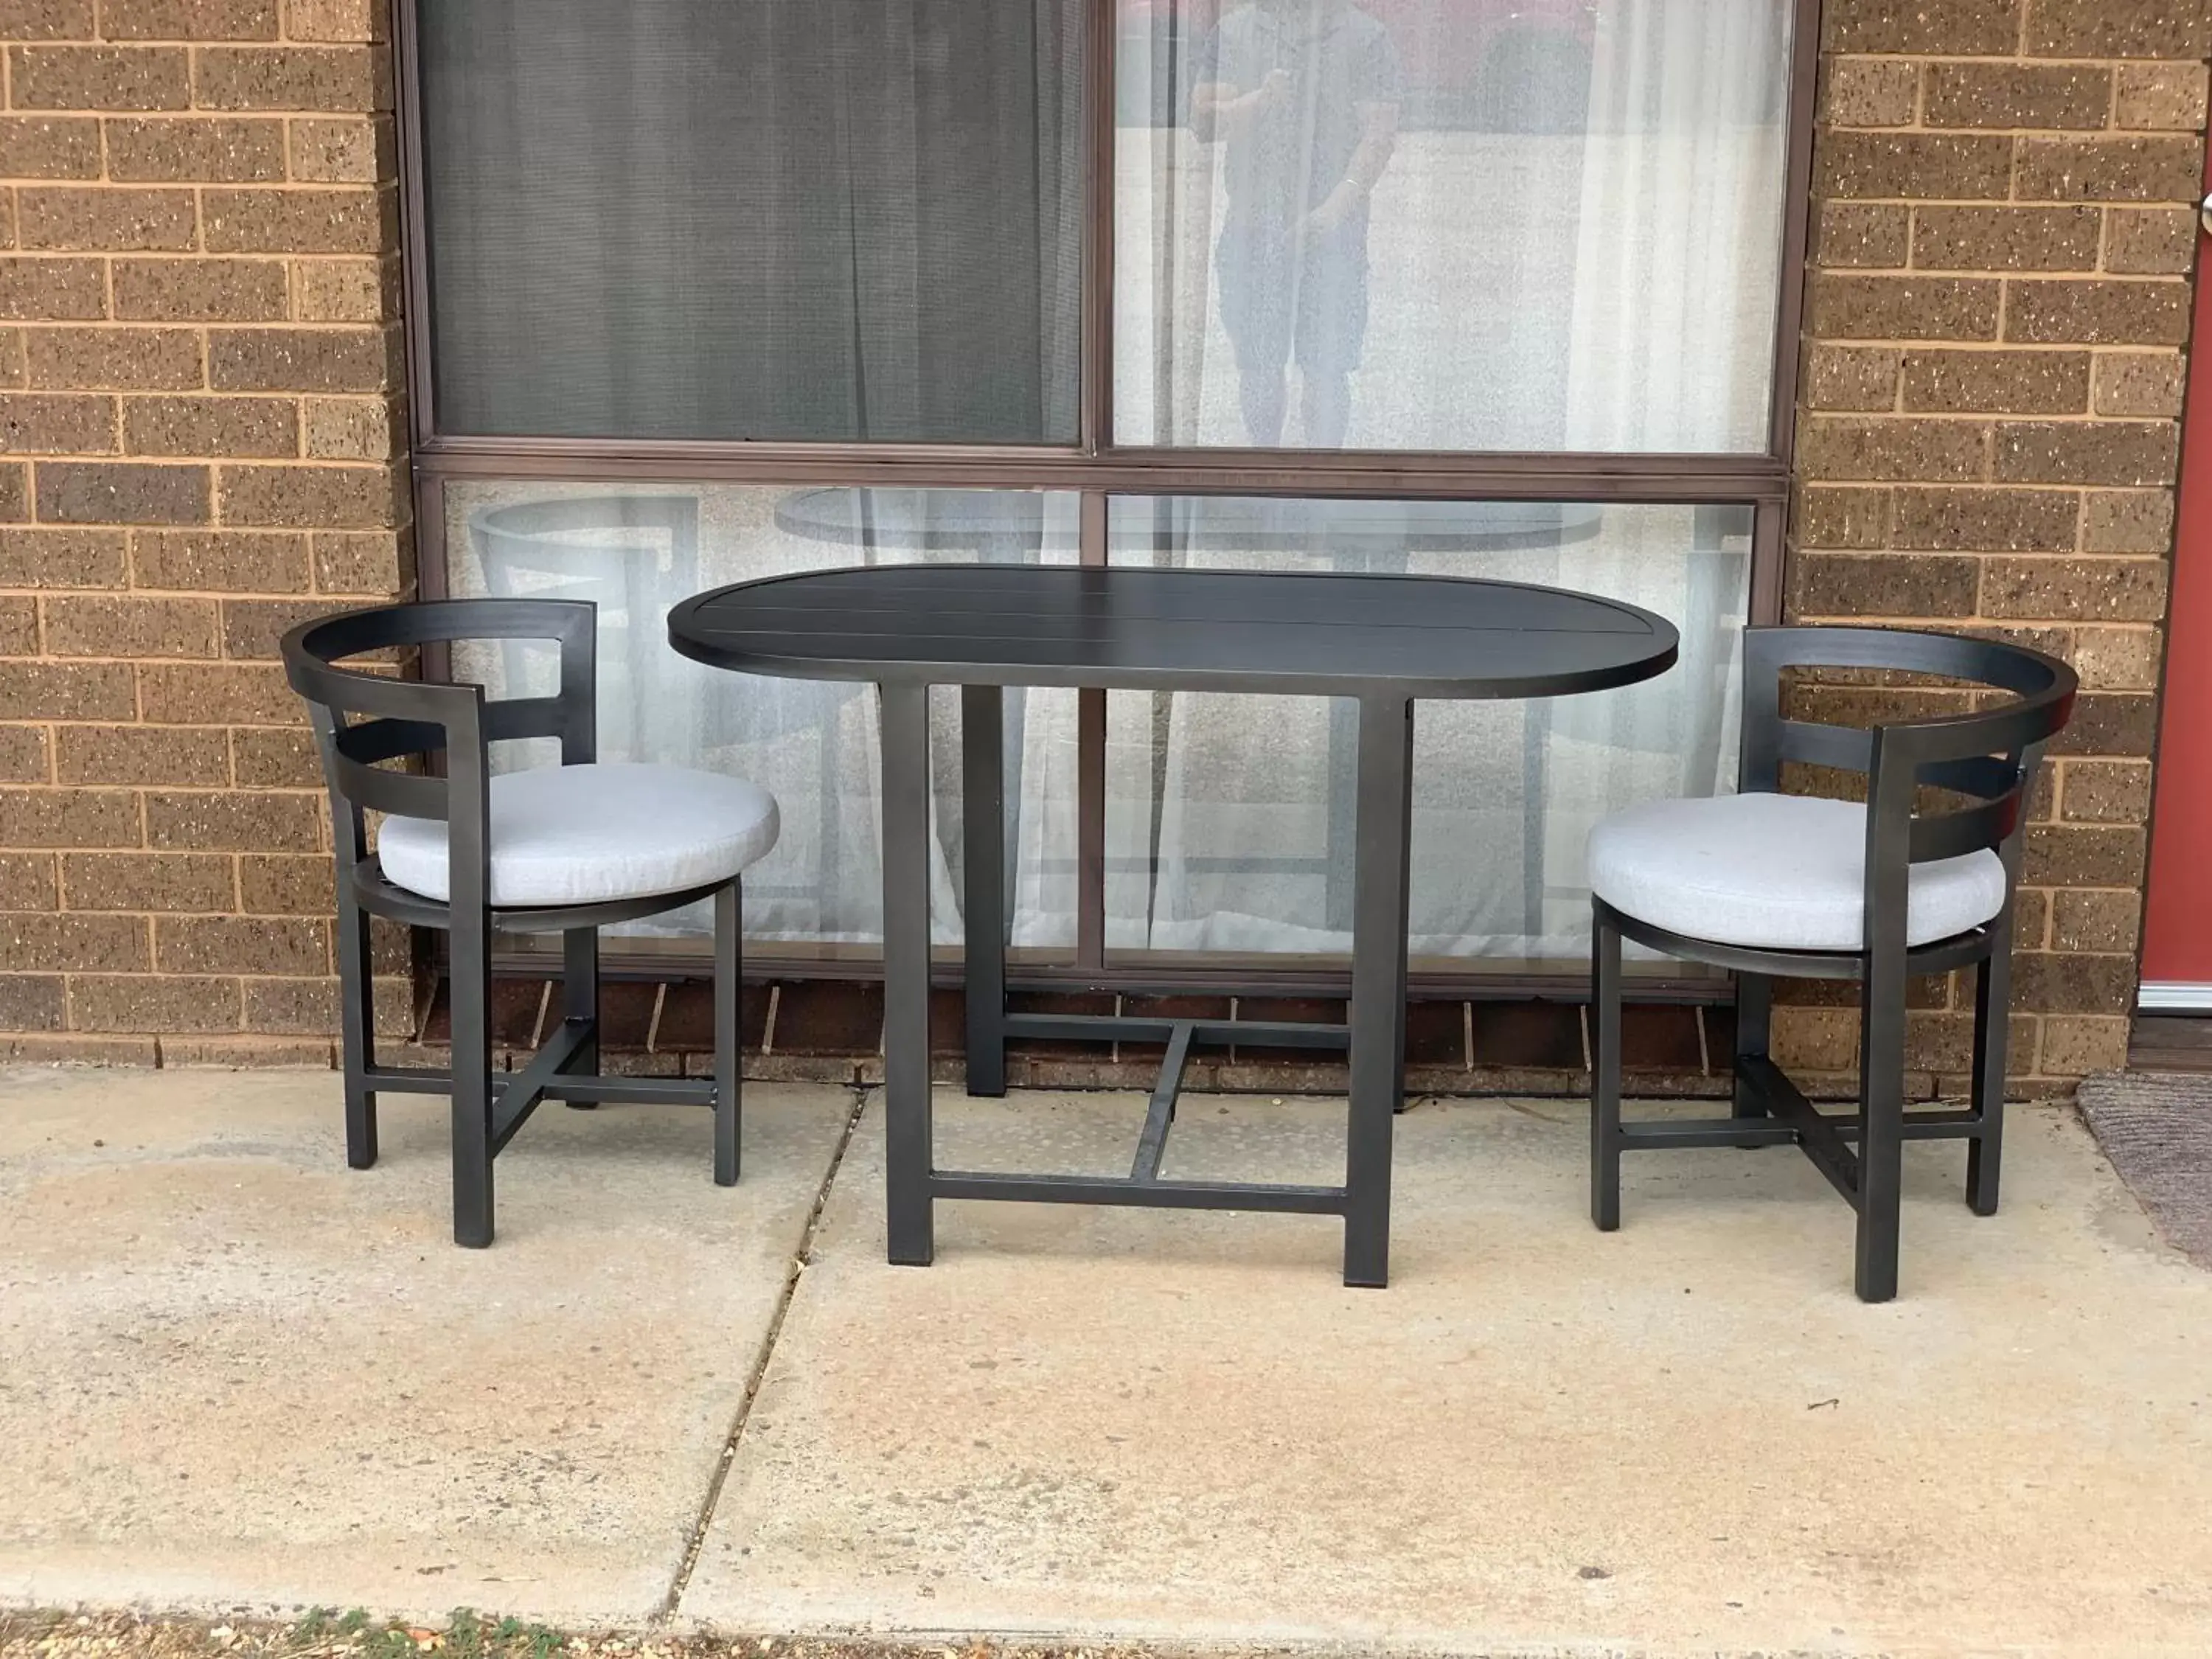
[1192,0,1402,448]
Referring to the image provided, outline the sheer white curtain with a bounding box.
[1115,0,1791,453]
[1106,0,1785,964]
[1103,504,1749,965]
[446,484,1082,953]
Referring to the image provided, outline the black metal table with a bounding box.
[669,563,1678,1285]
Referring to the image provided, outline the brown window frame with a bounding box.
[393,0,1823,1001]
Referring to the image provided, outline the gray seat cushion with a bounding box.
[1587,792,2006,952]
[378,762,779,908]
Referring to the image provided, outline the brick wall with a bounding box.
[1789,0,2211,1092]
[0,0,408,1063]
[1,0,2208,1086]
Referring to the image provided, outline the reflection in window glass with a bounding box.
[445,484,1082,953]
[1104,497,1752,970]
[420,0,1083,443]
[1114,0,1792,453]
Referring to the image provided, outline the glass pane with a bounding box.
[443,484,1082,956]
[1104,496,1752,972]
[1113,0,1792,452]
[419,1,1084,443]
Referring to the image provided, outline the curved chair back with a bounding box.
[282,599,597,913]
[1739,625,2077,951]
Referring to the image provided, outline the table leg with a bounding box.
[1345,693,1413,1288]
[880,681,936,1266]
[962,684,1008,1097]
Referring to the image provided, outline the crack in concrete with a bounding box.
[655,1082,872,1623]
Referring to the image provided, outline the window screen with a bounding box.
[418,0,1085,442]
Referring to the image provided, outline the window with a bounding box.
[402,0,1811,988]
[1114,0,1793,451]
[417,0,1084,441]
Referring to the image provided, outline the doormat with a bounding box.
[2076,1070,2212,1271]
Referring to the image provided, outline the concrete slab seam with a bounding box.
[656,1083,872,1621]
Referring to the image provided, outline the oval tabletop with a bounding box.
[668,564,1678,701]
[772,486,1604,553]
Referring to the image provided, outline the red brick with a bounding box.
[0,116,100,178]
[125,395,297,458]
[137,661,296,724]
[0,391,116,453]
[43,593,218,658]
[1994,421,2179,487]
[0,660,135,719]
[0,0,94,39]
[207,327,395,392]
[1910,206,2101,273]
[1809,274,2000,341]
[0,725,49,783]
[0,259,108,321]
[0,852,58,908]
[1981,557,2167,622]
[0,910,148,970]
[54,723,226,785]
[2005,280,2191,347]
[1899,350,2088,415]
[15,187,197,253]
[156,914,327,975]
[0,974,66,1032]
[229,726,318,785]
[1923,63,2110,130]
[1889,487,2079,552]
[202,187,389,254]
[1817,133,2012,201]
[0,786,140,846]
[218,463,398,529]
[23,327,203,390]
[35,460,209,526]
[238,851,330,911]
[69,973,242,1032]
[1798,417,1989,484]
[192,45,386,111]
[145,787,319,850]
[1824,0,2020,55]
[2024,0,2212,58]
[131,527,308,591]
[9,44,190,110]
[100,0,276,39]
[2015,138,2203,204]
[0,526,128,586]
[105,116,285,183]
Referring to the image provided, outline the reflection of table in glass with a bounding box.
[773,488,1074,919]
[669,564,1677,1285]
[1113,497,1607,941]
[773,487,1065,560]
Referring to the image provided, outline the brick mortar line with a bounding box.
[1815,257,2194,269]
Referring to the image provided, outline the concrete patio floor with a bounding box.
[3,1067,2209,1658]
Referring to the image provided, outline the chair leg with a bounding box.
[563,924,599,1105]
[1731,972,1771,1119]
[1853,953,1907,1304]
[713,879,742,1187]
[1966,924,2011,1217]
[450,913,496,1249]
[1729,970,1775,1150]
[1590,906,1623,1232]
[336,898,378,1169]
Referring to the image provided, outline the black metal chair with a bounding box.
[282,598,780,1248]
[1584,625,2077,1301]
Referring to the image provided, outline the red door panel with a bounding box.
[2139,178,2212,998]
